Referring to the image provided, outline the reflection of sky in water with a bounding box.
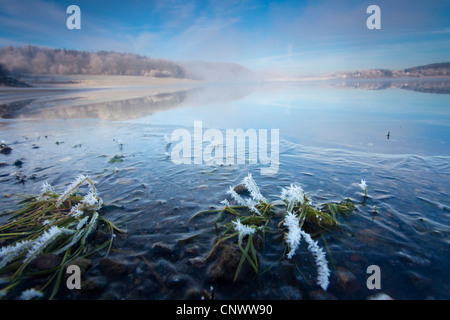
[133,83,449,156]
[1,81,448,156]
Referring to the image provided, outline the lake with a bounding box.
[0,77,449,300]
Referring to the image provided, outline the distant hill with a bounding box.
[0,45,258,82]
[327,62,450,79]
[402,62,450,77]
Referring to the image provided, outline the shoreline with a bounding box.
[11,74,202,89]
[0,75,203,108]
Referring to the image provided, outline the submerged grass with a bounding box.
[0,175,122,300]
[190,173,358,291]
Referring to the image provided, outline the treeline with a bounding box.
[0,45,187,78]
[329,62,450,80]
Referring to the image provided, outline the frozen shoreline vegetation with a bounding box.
[0,171,358,298]
[0,175,122,300]
[190,173,358,292]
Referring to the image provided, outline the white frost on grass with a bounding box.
[283,211,302,259]
[232,219,256,245]
[283,212,330,291]
[19,288,43,300]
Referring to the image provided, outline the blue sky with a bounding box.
[1,0,450,75]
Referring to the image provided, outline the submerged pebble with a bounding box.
[80,276,108,293]
[188,256,205,268]
[99,258,127,278]
[208,239,246,282]
[279,286,303,300]
[308,289,337,300]
[332,267,361,295]
[13,159,24,167]
[152,242,175,258]
[395,250,431,267]
[29,253,61,271]
[67,257,93,274]
[0,145,12,154]
[367,292,394,300]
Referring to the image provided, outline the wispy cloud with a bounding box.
[0,0,64,41]
[0,0,449,74]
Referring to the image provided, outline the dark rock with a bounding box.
[0,145,12,154]
[185,245,200,255]
[29,253,62,271]
[80,276,107,293]
[13,159,23,167]
[233,184,247,194]
[188,256,206,268]
[279,286,303,300]
[308,289,338,300]
[332,267,360,295]
[208,240,245,282]
[152,242,175,257]
[186,288,202,300]
[99,258,127,277]
[67,257,92,274]
[132,278,159,297]
[166,274,191,289]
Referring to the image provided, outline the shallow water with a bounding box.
[0,79,449,300]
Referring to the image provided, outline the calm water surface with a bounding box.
[0,80,449,299]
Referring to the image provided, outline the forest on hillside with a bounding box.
[0,45,187,78]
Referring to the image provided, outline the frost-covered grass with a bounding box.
[190,173,359,291]
[0,175,122,300]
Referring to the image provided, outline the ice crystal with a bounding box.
[19,288,43,300]
[281,184,305,211]
[56,174,87,207]
[37,181,55,201]
[283,211,302,259]
[359,179,368,191]
[300,229,330,291]
[80,212,99,245]
[25,226,74,261]
[226,186,261,215]
[232,219,256,245]
[0,240,32,270]
[83,191,99,206]
[242,173,267,203]
[68,203,84,218]
[283,213,330,291]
